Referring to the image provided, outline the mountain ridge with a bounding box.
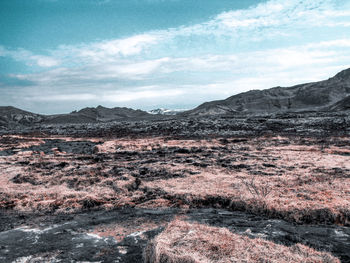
[0,105,153,127]
[182,68,350,116]
[1,68,350,127]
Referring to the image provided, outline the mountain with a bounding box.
[43,105,152,124]
[44,105,153,124]
[183,68,350,116]
[80,105,150,121]
[148,108,185,115]
[0,106,44,127]
[1,68,350,128]
[0,105,153,127]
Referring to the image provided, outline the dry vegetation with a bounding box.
[144,219,340,263]
[90,216,168,242]
[0,134,349,262]
[141,137,350,225]
[0,135,349,225]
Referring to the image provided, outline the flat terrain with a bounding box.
[0,116,349,262]
[1,135,349,224]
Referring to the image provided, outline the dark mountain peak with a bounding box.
[96,105,106,109]
[333,68,350,80]
[0,106,43,127]
[0,106,40,116]
[73,105,151,122]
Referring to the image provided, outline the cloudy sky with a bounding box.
[1,0,350,114]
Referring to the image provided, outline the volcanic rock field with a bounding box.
[0,113,349,262]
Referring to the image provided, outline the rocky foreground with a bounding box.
[0,114,349,262]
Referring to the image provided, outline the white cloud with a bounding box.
[2,0,350,112]
[0,46,60,68]
[53,34,160,64]
[13,37,350,91]
[28,86,184,104]
[310,39,350,48]
[31,55,60,67]
[101,88,184,103]
[106,58,168,77]
[30,93,97,101]
[97,34,159,56]
[165,0,349,39]
[15,0,346,68]
[4,0,349,68]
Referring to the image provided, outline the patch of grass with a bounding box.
[144,219,340,263]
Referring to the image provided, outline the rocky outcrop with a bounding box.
[1,208,349,262]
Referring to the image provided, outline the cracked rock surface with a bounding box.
[1,208,349,262]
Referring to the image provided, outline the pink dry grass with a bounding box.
[144,219,340,263]
[143,137,350,224]
[1,135,349,224]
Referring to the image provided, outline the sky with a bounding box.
[1,0,350,114]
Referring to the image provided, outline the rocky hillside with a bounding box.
[44,105,152,124]
[2,68,350,127]
[0,105,153,127]
[328,95,350,111]
[0,106,44,128]
[183,68,350,116]
[75,105,151,121]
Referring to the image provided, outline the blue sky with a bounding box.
[1,0,350,114]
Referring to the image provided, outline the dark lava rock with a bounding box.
[0,208,349,262]
[0,149,15,156]
[22,139,101,155]
[133,167,185,181]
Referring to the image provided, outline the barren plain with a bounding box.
[0,114,350,262]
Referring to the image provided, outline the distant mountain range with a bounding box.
[0,105,154,128]
[1,68,350,127]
